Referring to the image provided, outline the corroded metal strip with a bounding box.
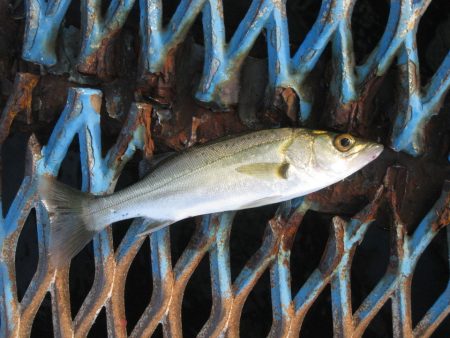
[0,73,39,144]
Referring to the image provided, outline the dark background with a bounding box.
[1,0,450,337]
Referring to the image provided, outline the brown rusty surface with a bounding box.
[264,87,300,125]
[77,34,121,80]
[32,75,72,124]
[323,73,387,137]
[138,49,178,106]
[433,182,450,232]
[0,73,39,144]
[318,216,345,276]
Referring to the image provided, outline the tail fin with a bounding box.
[38,176,98,267]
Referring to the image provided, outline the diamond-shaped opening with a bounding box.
[181,253,212,336]
[299,284,332,338]
[125,236,153,334]
[64,0,81,28]
[57,138,82,189]
[31,292,54,337]
[160,0,203,45]
[162,0,181,26]
[351,0,389,65]
[286,0,321,56]
[290,210,330,296]
[305,43,333,129]
[153,323,163,338]
[191,11,205,46]
[69,238,95,319]
[124,1,141,35]
[363,299,393,338]
[411,228,449,327]
[240,268,272,337]
[101,0,112,18]
[366,66,397,141]
[15,208,38,302]
[230,204,278,281]
[87,306,107,338]
[350,206,390,312]
[170,218,196,267]
[223,0,251,42]
[2,131,27,214]
[112,219,135,252]
[222,0,266,58]
[417,0,450,85]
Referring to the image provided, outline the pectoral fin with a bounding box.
[236,162,289,180]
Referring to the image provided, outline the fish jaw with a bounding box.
[343,143,384,175]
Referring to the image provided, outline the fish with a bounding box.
[38,128,383,266]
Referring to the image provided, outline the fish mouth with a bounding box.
[356,143,384,166]
[367,143,384,161]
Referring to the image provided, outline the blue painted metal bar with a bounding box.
[331,184,384,336]
[391,30,450,155]
[22,0,72,65]
[197,0,275,108]
[139,0,207,76]
[198,211,234,337]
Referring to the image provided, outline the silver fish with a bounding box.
[39,128,383,266]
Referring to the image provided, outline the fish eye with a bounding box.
[334,134,355,152]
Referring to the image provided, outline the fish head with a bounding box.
[307,130,383,179]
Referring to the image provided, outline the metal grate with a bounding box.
[1,0,449,337]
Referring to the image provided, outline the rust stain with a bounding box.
[90,95,102,114]
[137,104,155,158]
[77,32,122,79]
[0,73,39,144]
[323,71,386,137]
[432,198,450,232]
[138,49,177,106]
[263,87,299,126]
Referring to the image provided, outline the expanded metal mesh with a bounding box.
[0,0,449,337]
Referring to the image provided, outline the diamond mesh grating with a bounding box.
[0,0,449,337]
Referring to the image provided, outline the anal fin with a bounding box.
[138,219,174,237]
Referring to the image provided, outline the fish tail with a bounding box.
[38,176,100,267]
